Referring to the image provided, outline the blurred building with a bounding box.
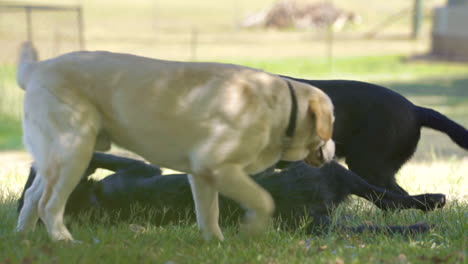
[432,0,468,61]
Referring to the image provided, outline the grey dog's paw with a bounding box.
[419,193,446,211]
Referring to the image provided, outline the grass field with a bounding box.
[0,55,467,264]
[0,0,467,263]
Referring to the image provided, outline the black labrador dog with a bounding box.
[19,153,446,235]
[282,77,468,195]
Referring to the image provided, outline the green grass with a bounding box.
[0,64,23,150]
[0,180,466,263]
[0,116,22,151]
[1,0,466,261]
[0,55,467,263]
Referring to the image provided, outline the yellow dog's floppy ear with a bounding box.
[308,92,334,141]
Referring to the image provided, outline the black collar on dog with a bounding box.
[285,80,298,138]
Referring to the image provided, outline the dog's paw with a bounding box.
[419,193,446,211]
[50,227,74,242]
[200,226,224,242]
[239,210,271,236]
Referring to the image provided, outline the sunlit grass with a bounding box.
[398,159,468,201]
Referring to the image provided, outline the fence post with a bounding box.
[77,7,85,50]
[412,0,423,39]
[25,6,32,42]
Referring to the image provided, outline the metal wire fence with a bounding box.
[0,3,84,64]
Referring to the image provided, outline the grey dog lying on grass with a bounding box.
[19,152,446,235]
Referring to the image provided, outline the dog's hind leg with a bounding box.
[188,174,224,241]
[37,142,95,241]
[345,148,408,195]
[19,88,98,241]
[16,173,44,233]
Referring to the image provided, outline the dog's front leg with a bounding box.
[188,174,224,241]
[212,164,275,236]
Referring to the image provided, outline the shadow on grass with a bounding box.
[383,76,468,162]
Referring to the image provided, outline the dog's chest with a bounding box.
[245,147,283,175]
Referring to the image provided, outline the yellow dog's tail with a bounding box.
[17,41,38,90]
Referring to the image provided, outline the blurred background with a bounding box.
[1,0,464,61]
[0,0,467,162]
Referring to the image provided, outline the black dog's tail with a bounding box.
[416,106,468,149]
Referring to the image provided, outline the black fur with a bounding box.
[281,77,468,195]
[18,153,445,235]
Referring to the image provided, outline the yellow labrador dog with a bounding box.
[16,42,335,241]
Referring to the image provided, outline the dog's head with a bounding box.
[303,89,335,167]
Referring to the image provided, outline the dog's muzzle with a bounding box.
[306,139,335,167]
[321,139,335,163]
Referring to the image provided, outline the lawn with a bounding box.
[0,0,466,262]
[0,55,467,263]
